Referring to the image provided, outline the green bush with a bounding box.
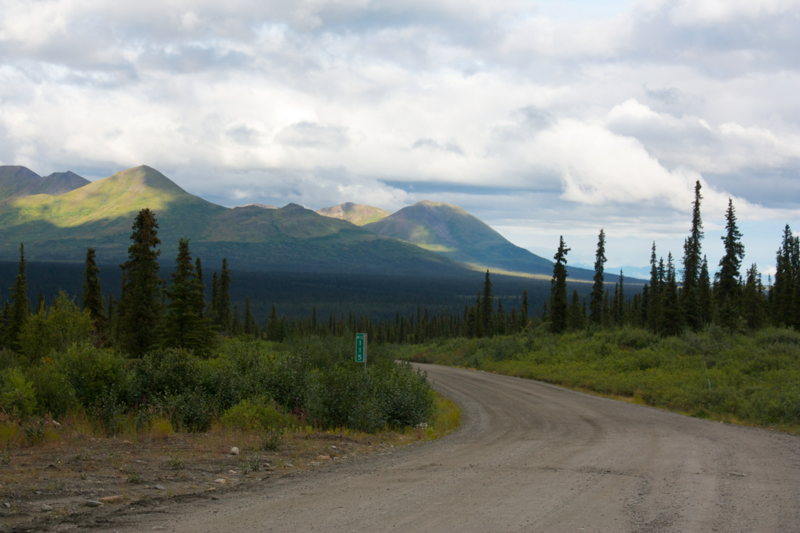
[26,362,78,418]
[19,291,92,363]
[0,368,38,418]
[221,397,292,430]
[56,345,127,408]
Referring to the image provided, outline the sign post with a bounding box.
[355,333,367,375]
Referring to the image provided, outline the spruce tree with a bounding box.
[617,270,625,325]
[662,253,682,336]
[743,264,766,330]
[36,289,45,314]
[244,297,257,336]
[214,258,232,333]
[681,181,704,331]
[568,289,584,330]
[520,289,529,331]
[82,247,107,336]
[589,229,606,326]
[481,270,494,336]
[496,298,506,335]
[549,236,570,333]
[698,255,713,325]
[194,257,205,318]
[266,305,281,341]
[772,225,796,327]
[118,209,163,357]
[647,242,661,333]
[161,238,214,354]
[5,243,29,352]
[717,198,745,329]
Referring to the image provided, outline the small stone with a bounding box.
[228,470,237,474]
[41,504,53,512]
[230,447,239,456]
[85,500,103,507]
[99,495,122,503]
[154,484,166,490]
[214,479,226,484]
[3,502,10,508]
[317,455,331,461]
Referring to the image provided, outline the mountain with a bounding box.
[0,166,90,200]
[0,165,465,276]
[316,203,391,226]
[363,200,625,282]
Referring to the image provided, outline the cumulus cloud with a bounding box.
[0,0,799,269]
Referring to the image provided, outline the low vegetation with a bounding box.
[390,324,800,433]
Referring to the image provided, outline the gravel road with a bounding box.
[119,364,800,532]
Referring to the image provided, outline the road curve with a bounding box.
[129,364,800,532]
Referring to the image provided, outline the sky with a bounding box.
[1,0,799,274]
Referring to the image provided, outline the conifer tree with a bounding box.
[717,198,745,329]
[698,255,713,325]
[82,247,107,336]
[617,270,626,325]
[5,243,29,352]
[520,289,529,331]
[194,257,205,318]
[743,264,766,330]
[118,209,162,357]
[107,292,117,341]
[549,236,570,333]
[244,297,257,336]
[590,229,606,326]
[209,271,219,323]
[496,299,506,335]
[647,242,661,332]
[266,305,282,341]
[214,258,232,333]
[161,238,214,353]
[772,225,797,327]
[568,289,585,330]
[481,270,494,336]
[602,288,611,328]
[681,181,704,331]
[36,289,45,314]
[662,253,682,336]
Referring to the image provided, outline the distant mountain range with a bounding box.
[0,164,639,282]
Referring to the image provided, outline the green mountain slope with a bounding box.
[363,200,611,281]
[316,203,391,226]
[0,166,465,276]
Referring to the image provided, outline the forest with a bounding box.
[1,180,798,441]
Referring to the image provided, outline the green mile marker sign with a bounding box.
[355,333,367,364]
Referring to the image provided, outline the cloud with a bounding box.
[275,122,349,150]
[0,0,799,271]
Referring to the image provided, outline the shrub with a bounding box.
[56,345,127,408]
[221,398,293,431]
[19,291,92,363]
[26,362,78,418]
[0,368,37,418]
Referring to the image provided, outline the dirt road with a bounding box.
[116,364,800,532]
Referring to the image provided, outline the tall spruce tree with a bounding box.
[617,270,625,325]
[772,225,796,327]
[520,289,529,331]
[161,238,214,354]
[743,264,766,330]
[244,297,257,336]
[481,270,494,336]
[717,198,745,329]
[681,181,704,331]
[5,243,29,352]
[82,247,107,336]
[662,253,682,336]
[214,258,232,333]
[568,289,585,330]
[698,255,713,325]
[194,257,205,318]
[550,236,570,333]
[590,229,606,326]
[647,242,662,333]
[118,208,163,357]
